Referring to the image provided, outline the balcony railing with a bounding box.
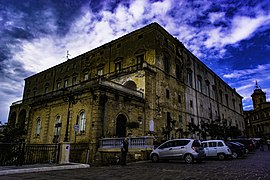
[99,136,154,150]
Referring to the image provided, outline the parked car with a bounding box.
[225,142,245,158]
[150,139,205,164]
[202,140,231,160]
[230,139,255,153]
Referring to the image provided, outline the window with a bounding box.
[225,94,229,106]
[179,114,182,127]
[209,142,217,147]
[136,55,144,69]
[197,76,202,92]
[166,89,170,99]
[178,94,181,103]
[36,118,41,137]
[57,82,61,90]
[64,80,68,88]
[163,57,170,73]
[44,86,49,94]
[205,81,210,97]
[115,62,122,72]
[176,63,180,79]
[212,85,216,99]
[79,112,86,133]
[190,100,193,108]
[117,43,121,48]
[232,99,236,109]
[98,68,103,76]
[84,73,89,81]
[72,77,77,85]
[54,116,61,136]
[218,142,224,147]
[187,69,193,87]
[33,90,36,96]
[138,34,143,39]
[219,90,223,102]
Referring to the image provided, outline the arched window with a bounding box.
[79,112,86,133]
[36,118,41,137]
[54,116,61,136]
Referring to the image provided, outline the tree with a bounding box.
[0,123,27,143]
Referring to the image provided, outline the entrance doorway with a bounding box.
[116,114,127,137]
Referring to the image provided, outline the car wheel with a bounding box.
[232,152,238,159]
[184,154,194,164]
[151,154,159,163]
[218,153,225,160]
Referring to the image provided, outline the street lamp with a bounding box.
[62,90,80,142]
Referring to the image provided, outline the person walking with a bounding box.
[121,137,129,166]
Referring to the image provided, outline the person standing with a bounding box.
[121,137,129,166]
[267,138,270,151]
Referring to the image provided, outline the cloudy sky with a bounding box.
[1,0,270,123]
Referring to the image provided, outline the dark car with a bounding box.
[230,139,255,153]
[225,142,245,158]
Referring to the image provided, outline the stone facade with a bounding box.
[244,83,270,138]
[8,23,244,152]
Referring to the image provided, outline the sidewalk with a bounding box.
[0,163,90,176]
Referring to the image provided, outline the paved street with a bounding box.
[1,148,270,180]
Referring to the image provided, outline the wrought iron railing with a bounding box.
[0,143,59,166]
[99,136,154,149]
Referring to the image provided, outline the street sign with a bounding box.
[74,124,79,133]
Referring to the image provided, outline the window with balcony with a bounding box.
[98,68,103,76]
[115,61,122,72]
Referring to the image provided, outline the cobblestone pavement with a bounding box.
[1,148,270,180]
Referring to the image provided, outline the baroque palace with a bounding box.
[244,83,270,138]
[8,23,244,156]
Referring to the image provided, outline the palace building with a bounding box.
[244,83,270,138]
[8,23,244,156]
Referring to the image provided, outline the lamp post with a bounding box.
[63,90,79,142]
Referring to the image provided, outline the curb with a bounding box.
[0,163,90,176]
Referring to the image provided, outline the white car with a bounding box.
[150,139,206,164]
[202,140,231,160]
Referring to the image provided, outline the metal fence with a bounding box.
[0,143,60,166]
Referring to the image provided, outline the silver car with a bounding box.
[150,139,205,164]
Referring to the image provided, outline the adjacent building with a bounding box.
[8,23,245,156]
[244,83,270,138]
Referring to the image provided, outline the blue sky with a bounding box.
[1,0,270,123]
